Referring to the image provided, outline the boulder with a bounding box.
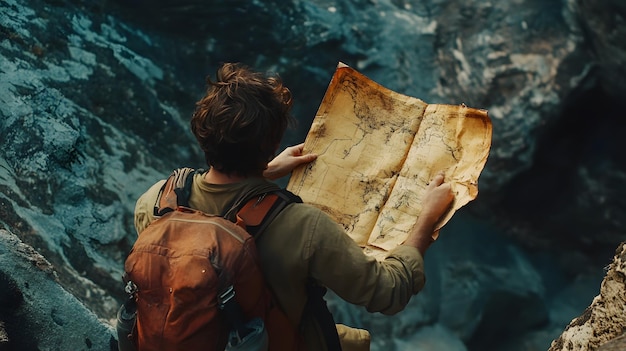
[0,229,115,350]
[549,242,626,351]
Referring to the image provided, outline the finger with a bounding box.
[441,183,452,195]
[287,143,304,156]
[292,143,305,153]
[428,173,445,188]
[297,153,317,164]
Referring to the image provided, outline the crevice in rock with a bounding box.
[0,271,37,351]
[494,78,626,263]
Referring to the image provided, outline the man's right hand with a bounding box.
[420,173,454,228]
[403,173,454,255]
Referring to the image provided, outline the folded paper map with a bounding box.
[287,63,492,260]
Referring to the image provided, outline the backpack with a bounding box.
[117,168,341,351]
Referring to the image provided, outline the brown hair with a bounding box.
[190,63,294,176]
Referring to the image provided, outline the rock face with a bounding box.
[0,229,115,350]
[1,0,204,321]
[0,0,625,350]
[549,242,626,351]
[572,0,626,101]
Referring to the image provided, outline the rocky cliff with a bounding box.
[549,242,626,351]
[0,0,624,350]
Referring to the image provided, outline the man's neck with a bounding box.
[204,168,247,184]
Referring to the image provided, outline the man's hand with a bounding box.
[419,173,455,228]
[263,143,318,180]
[403,173,454,255]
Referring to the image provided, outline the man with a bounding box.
[134,62,454,350]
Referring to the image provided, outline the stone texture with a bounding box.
[549,242,626,351]
[0,229,115,350]
[570,0,626,100]
[0,0,204,319]
[597,334,626,351]
[0,321,8,347]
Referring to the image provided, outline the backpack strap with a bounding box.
[153,167,202,217]
[306,283,342,351]
[219,189,305,345]
[235,190,342,351]
[235,189,303,238]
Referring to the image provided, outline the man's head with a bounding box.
[191,62,294,177]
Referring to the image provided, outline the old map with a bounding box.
[287,63,492,260]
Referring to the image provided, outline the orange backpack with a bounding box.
[118,168,322,351]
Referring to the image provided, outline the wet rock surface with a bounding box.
[0,229,115,350]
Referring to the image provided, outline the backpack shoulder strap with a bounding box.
[306,283,342,351]
[153,167,203,217]
[236,189,342,351]
[235,189,302,238]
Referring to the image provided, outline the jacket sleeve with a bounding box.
[133,180,165,235]
[303,207,426,315]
